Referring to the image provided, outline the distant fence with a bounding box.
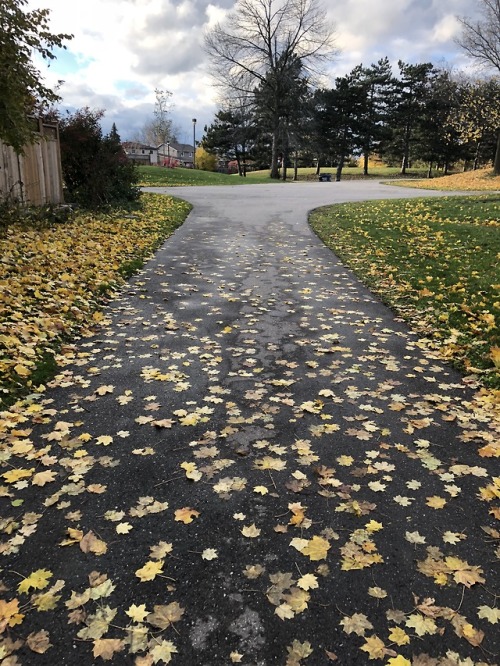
[0,119,64,205]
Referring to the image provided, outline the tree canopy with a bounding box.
[457,0,500,173]
[204,0,337,178]
[0,0,72,152]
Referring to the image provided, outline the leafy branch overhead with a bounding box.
[0,0,72,152]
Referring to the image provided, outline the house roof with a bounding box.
[158,142,194,153]
[122,142,157,151]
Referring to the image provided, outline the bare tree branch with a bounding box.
[204,0,338,177]
[456,0,500,72]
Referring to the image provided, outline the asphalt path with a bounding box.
[2,182,499,665]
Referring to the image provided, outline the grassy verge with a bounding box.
[137,165,280,186]
[137,165,440,187]
[0,193,192,408]
[309,195,500,388]
[388,167,500,191]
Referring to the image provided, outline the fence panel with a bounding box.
[0,120,64,205]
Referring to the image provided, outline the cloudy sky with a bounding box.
[29,0,483,144]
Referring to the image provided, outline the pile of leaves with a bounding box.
[0,193,191,407]
[310,195,500,388]
[391,168,500,191]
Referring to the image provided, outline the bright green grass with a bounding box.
[136,166,281,187]
[137,165,437,187]
[309,195,500,387]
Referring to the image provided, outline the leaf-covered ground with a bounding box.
[309,195,500,387]
[0,194,191,408]
[0,186,499,665]
[388,168,500,192]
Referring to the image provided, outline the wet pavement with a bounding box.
[1,182,499,665]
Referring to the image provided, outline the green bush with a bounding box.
[56,108,139,209]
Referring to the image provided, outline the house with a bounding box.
[122,142,158,165]
[158,142,195,168]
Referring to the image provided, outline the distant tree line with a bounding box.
[202,59,500,180]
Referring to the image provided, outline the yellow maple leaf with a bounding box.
[174,507,200,524]
[125,604,149,623]
[95,385,114,396]
[388,627,410,646]
[180,461,202,481]
[288,502,306,526]
[3,467,35,484]
[275,603,295,620]
[490,346,500,369]
[18,569,53,594]
[301,536,330,561]
[150,639,177,664]
[116,522,133,534]
[365,520,383,533]
[297,574,318,591]
[405,613,437,636]
[0,598,23,630]
[426,496,447,509]
[135,560,164,582]
[241,524,261,538]
[360,635,387,659]
[387,657,411,666]
[95,435,113,446]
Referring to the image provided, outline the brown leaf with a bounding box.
[93,638,124,660]
[147,602,184,629]
[80,531,108,556]
[27,629,52,654]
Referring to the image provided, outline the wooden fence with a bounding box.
[0,119,64,206]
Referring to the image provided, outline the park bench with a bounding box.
[318,173,332,182]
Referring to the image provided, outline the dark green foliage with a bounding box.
[0,0,72,152]
[57,108,140,209]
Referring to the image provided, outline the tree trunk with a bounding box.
[270,120,280,179]
[363,149,369,176]
[494,130,500,176]
[336,154,345,181]
[427,161,432,179]
[401,155,407,175]
[282,125,289,181]
[235,148,243,177]
[473,142,480,170]
[293,151,298,181]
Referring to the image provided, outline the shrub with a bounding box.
[56,108,139,209]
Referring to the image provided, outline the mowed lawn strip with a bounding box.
[309,195,500,388]
[136,165,282,186]
[0,193,192,407]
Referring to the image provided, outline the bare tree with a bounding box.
[457,0,500,173]
[204,0,337,178]
[136,89,178,147]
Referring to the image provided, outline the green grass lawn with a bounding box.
[309,195,500,387]
[136,166,282,187]
[136,165,435,187]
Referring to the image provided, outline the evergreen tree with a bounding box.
[358,57,396,175]
[385,61,436,173]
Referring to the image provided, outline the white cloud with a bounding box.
[28,0,484,139]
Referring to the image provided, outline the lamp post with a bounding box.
[192,118,197,169]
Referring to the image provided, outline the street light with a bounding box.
[192,118,197,169]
